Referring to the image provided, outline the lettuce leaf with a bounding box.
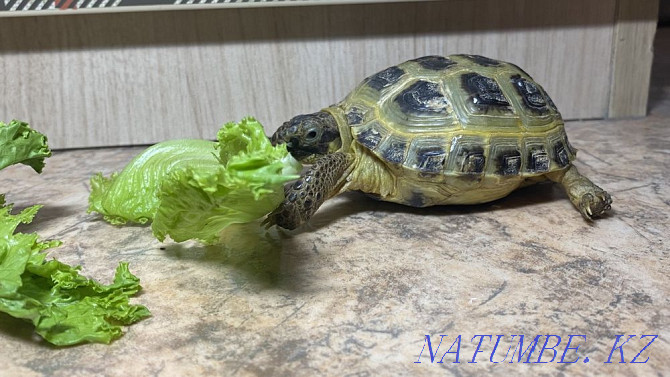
[0,202,150,346]
[88,117,301,244]
[1,121,149,345]
[88,139,220,225]
[152,119,301,244]
[0,120,52,173]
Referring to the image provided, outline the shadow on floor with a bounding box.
[161,222,286,288]
[0,313,53,348]
[290,181,570,234]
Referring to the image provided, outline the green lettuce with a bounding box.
[0,120,149,346]
[1,120,51,207]
[0,120,52,173]
[89,139,220,225]
[0,202,150,346]
[88,117,301,244]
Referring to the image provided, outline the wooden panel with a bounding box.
[0,0,617,148]
[608,0,658,118]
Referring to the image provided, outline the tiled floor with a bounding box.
[2,30,669,377]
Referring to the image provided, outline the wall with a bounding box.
[0,0,658,148]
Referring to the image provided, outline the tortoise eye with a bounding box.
[306,129,318,140]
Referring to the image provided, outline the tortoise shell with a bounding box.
[338,55,576,178]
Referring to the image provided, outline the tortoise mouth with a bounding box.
[286,141,322,164]
[271,122,296,146]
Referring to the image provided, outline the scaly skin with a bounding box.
[548,165,612,220]
[267,152,352,230]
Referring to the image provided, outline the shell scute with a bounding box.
[447,135,487,175]
[411,55,457,70]
[406,137,449,175]
[524,139,551,173]
[530,150,550,172]
[461,72,514,115]
[489,138,523,176]
[355,121,387,150]
[346,106,365,125]
[511,74,549,114]
[546,131,576,169]
[461,152,486,174]
[394,80,450,116]
[416,148,447,173]
[554,141,571,167]
[366,66,405,91]
[379,135,409,165]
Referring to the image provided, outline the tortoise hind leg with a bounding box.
[547,165,612,220]
[266,152,352,230]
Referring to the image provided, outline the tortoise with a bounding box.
[267,54,612,230]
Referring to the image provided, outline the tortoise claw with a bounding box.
[578,190,612,220]
[260,214,275,229]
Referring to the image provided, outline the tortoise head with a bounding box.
[271,111,341,164]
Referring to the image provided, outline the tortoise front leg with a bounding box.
[547,165,612,220]
[267,152,352,230]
